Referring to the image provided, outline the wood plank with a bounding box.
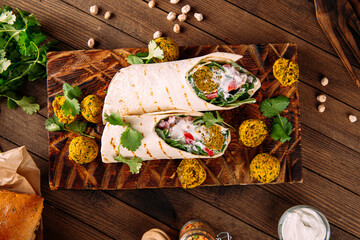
[0,137,178,240]
[226,0,360,69]
[262,168,360,237]
[4,0,145,49]
[302,124,360,195]
[109,189,275,240]
[187,171,360,239]
[43,204,113,240]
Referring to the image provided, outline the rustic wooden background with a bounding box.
[0,0,359,239]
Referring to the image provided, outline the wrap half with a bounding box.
[101,112,231,162]
[103,52,261,119]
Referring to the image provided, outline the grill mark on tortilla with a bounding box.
[139,101,147,113]
[144,69,147,76]
[103,157,110,163]
[165,87,176,108]
[150,88,154,96]
[154,117,157,123]
[182,84,194,111]
[178,150,185,158]
[143,143,156,159]
[130,150,136,157]
[159,141,173,159]
[140,123,143,126]
[110,137,116,151]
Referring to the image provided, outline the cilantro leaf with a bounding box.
[202,111,224,128]
[0,10,16,25]
[63,83,82,99]
[104,112,128,126]
[270,116,292,142]
[61,96,80,117]
[66,121,87,133]
[45,115,65,132]
[0,57,11,73]
[114,146,143,174]
[142,40,164,60]
[12,96,40,114]
[260,96,289,118]
[126,55,144,65]
[120,127,144,151]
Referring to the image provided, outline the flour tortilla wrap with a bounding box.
[103,52,261,119]
[101,112,231,162]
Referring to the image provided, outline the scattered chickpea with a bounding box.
[173,23,181,33]
[321,77,329,86]
[318,104,325,113]
[104,11,112,20]
[148,0,155,8]
[167,12,176,21]
[153,31,162,39]
[181,4,191,14]
[316,94,327,103]
[90,5,99,15]
[194,13,203,21]
[87,38,95,48]
[170,0,180,4]
[178,13,187,22]
[349,115,357,123]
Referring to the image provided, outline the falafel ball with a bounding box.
[80,95,103,123]
[153,37,179,63]
[239,119,267,147]
[52,96,76,124]
[250,153,280,183]
[69,136,99,164]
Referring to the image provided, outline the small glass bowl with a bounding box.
[278,205,331,240]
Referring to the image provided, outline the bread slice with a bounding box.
[0,190,44,240]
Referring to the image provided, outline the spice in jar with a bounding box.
[179,220,215,240]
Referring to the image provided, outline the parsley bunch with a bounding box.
[45,115,94,138]
[260,95,292,142]
[126,40,164,65]
[105,112,144,174]
[0,6,55,114]
[194,111,234,129]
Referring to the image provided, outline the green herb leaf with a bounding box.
[12,96,40,114]
[120,127,144,151]
[202,111,224,128]
[61,96,80,117]
[45,116,65,132]
[126,55,144,65]
[66,121,87,134]
[142,40,164,60]
[63,83,82,99]
[113,147,143,174]
[270,116,292,142]
[0,57,11,73]
[260,96,289,118]
[104,112,128,126]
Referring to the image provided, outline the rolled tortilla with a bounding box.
[101,112,231,162]
[103,52,261,120]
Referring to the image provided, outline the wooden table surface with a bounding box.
[1,0,359,239]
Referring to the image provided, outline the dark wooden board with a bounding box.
[46,43,301,190]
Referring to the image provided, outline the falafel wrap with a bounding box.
[101,112,231,162]
[102,52,261,119]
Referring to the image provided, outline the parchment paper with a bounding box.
[0,146,43,240]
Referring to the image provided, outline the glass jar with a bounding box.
[278,205,331,240]
[179,220,215,240]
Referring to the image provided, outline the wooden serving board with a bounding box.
[47,43,302,190]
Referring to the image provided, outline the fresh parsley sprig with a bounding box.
[104,112,144,151]
[105,112,144,174]
[45,115,94,138]
[61,83,82,117]
[260,95,292,142]
[195,111,234,129]
[0,6,56,114]
[126,40,164,65]
[113,145,143,174]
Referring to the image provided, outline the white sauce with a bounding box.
[168,118,201,144]
[213,65,247,98]
[281,208,327,240]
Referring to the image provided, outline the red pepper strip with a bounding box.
[183,132,195,144]
[205,91,218,100]
[204,147,214,156]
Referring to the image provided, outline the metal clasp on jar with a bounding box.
[216,232,232,240]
